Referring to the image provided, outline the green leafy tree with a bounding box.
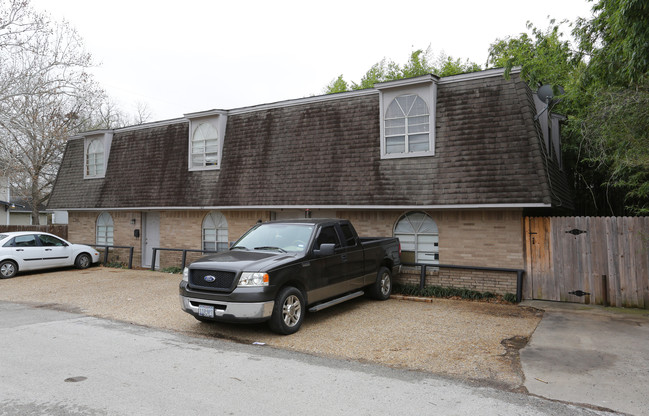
[487,1,649,215]
[324,75,349,94]
[325,47,482,94]
[487,20,579,90]
[573,0,649,88]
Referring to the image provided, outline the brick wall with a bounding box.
[396,266,518,295]
[68,210,273,269]
[341,209,524,269]
[68,208,524,273]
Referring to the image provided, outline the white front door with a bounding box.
[142,212,160,268]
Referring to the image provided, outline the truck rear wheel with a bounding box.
[269,286,305,335]
[369,266,392,300]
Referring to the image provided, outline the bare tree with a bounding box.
[0,0,102,224]
[0,0,152,224]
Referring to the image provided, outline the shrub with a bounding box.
[393,283,499,301]
[504,293,518,303]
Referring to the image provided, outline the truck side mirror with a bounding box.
[313,243,335,257]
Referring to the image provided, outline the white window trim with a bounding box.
[394,211,439,265]
[96,212,114,245]
[202,211,228,251]
[83,131,113,179]
[186,111,228,171]
[378,77,437,159]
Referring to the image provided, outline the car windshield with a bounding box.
[232,223,314,253]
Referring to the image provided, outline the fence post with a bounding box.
[150,248,157,271]
[128,247,134,269]
[419,265,427,291]
[181,250,188,271]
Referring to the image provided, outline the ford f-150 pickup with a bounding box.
[179,219,401,334]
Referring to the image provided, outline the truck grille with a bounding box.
[189,270,237,291]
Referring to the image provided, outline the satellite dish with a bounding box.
[534,84,564,120]
[537,84,555,103]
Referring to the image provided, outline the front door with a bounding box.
[142,212,160,268]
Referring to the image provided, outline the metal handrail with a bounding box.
[84,244,135,269]
[400,262,525,302]
[150,247,220,271]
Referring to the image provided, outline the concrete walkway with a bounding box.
[520,300,649,415]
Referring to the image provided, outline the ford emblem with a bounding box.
[204,275,216,283]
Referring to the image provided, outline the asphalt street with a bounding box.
[0,301,612,416]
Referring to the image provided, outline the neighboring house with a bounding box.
[7,199,49,226]
[47,68,572,294]
[0,176,47,226]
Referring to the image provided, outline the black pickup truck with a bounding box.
[179,219,401,334]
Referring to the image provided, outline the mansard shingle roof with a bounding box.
[47,71,572,211]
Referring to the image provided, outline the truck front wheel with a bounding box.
[269,286,305,335]
[369,266,392,300]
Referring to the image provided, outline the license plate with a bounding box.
[198,305,214,318]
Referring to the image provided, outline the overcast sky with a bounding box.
[31,0,594,122]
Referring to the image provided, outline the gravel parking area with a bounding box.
[0,266,542,390]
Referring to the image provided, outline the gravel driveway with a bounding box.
[0,266,542,390]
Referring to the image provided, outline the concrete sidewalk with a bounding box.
[520,300,649,415]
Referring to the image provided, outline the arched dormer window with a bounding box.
[86,138,104,177]
[376,75,437,159]
[191,122,219,168]
[202,211,228,251]
[385,94,430,154]
[96,212,114,245]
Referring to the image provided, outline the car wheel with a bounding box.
[269,286,305,335]
[369,266,392,300]
[0,260,18,279]
[75,253,92,269]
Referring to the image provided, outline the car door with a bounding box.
[7,234,46,271]
[337,223,366,291]
[37,234,73,267]
[306,225,345,303]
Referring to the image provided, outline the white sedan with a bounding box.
[0,232,100,279]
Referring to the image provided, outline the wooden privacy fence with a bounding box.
[524,217,649,309]
[0,225,68,240]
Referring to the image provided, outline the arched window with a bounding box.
[96,212,114,245]
[394,211,438,264]
[202,211,228,251]
[86,138,104,177]
[385,94,430,154]
[191,122,219,167]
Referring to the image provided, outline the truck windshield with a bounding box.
[232,223,314,253]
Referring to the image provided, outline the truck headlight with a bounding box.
[183,267,189,282]
[238,272,269,287]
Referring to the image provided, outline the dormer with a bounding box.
[534,94,565,170]
[79,130,113,179]
[185,109,228,171]
[375,74,438,159]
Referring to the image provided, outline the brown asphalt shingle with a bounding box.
[47,72,572,210]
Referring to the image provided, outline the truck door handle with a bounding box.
[341,254,348,262]
[45,249,52,251]
[16,249,24,252]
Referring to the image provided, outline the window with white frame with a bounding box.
[202,211,228,251]
[394,211,439,265]
[191,123,219,168]
[385,94,430,155]
[86,138,104,177]
[96,212,114,245]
